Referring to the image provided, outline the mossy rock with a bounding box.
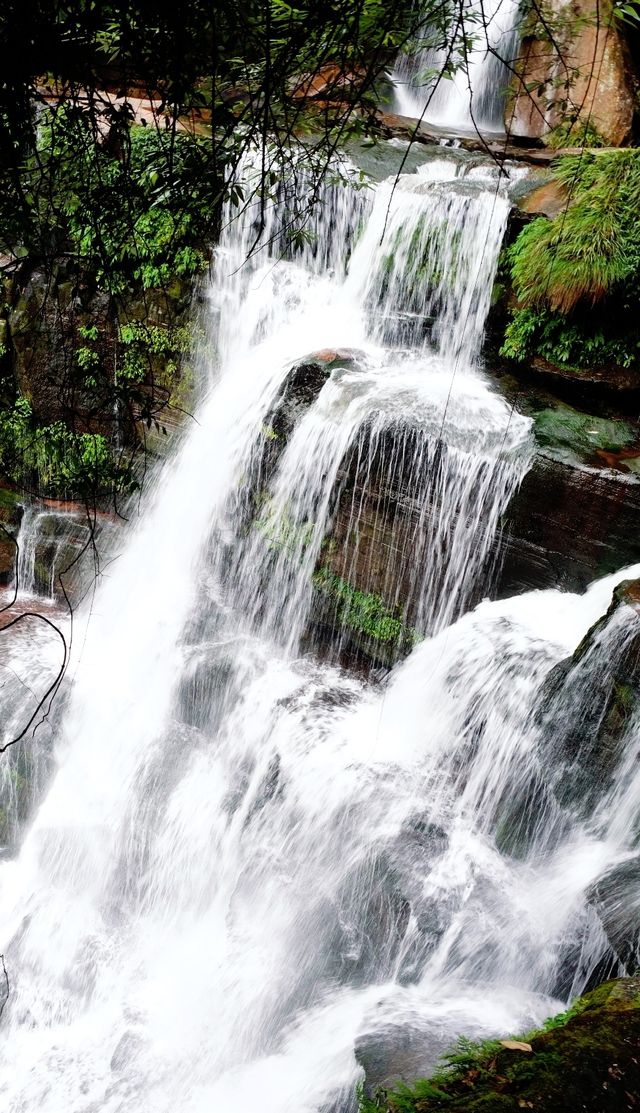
[533,405,638,468]
[363,978,640,1113]
[0,486,24,528]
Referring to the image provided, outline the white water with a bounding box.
[393,0,521,133]
[0,151,637,1113]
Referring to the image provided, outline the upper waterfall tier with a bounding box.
[392,0,521,133]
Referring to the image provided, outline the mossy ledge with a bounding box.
[359,978,640,1113]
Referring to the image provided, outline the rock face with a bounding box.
[530,578,640,967]
[499,457,640,596]
[0,488,23,586]
[3,260,194,439]
[362,978,640,1112]
[536,577,640,808]
[246,348,640,673]
[510,0,635,144]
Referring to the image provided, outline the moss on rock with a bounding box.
[361,978,640,1113]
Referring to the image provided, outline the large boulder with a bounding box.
[535,577,640,816]
[590,858,640,970]
[510,0,635,145]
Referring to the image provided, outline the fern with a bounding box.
[508,150,640,313]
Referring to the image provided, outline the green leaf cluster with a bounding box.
[0,396,137,498]
[313,566,418,646]
[508,151,640,313]
[23,109,211,295]
[501,151,640,373]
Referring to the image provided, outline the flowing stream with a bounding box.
[0,149,638,1113]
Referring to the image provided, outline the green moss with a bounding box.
[533,405,637,459]
[254,499,315,556]
[360,978,640,1113]
[313,567,419,646]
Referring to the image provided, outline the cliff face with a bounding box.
[510,0,636,144]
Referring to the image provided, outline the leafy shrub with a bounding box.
[501,306,640,369]
[33,108,212,295]
[501,151,640,373]
[507,151,640,314]
[0,397,136,498]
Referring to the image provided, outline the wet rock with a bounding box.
[244,348,367,521]
[356,1021,450,1095]
[493,773,557,860]
[590,858,640,969]
[0,535,17,586]
[110,1030,143,1072]
[374,112,554,165]
[175,652,237,734]
[535,578,640,814]
[270,348,366,436]
[498,456,640,596]
[0,488,23,586]
[515,178,569,220]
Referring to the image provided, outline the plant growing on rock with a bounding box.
[501,150,640,373]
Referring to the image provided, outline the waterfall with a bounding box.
[15,505,116,602]
[229,158,531,655]
[393,0,521,133]
[0,147,636,1113]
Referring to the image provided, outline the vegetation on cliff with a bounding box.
[501,150,640,378]
[359,978,640,1113]
[0,0,437,502]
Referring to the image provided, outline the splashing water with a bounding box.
[0,150,635,1113]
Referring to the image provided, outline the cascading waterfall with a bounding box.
[231,158,531,653]
[393,0,521,133]
[0,145,637,1113]
[15,505,116,601]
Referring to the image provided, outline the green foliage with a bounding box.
[118,320,193,386]
[0,396,136,498]
[507,151,640,314]
[614,0,640,26]
[544,120,606,150]
[501,151,640,374]
[25,109,211,295]
[500,306,640,370]
[313,567,418,645]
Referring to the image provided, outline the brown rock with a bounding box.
[290,65,363,101]
[0,534,16,586]
[518,178,569,218]
[510,0,634,145]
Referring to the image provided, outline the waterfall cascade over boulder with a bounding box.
[0,137,637,1113]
